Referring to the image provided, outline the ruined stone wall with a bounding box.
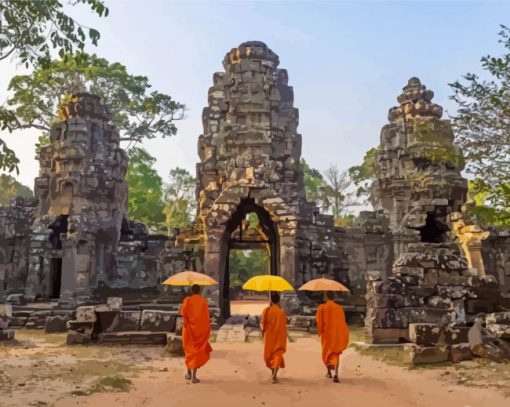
[0,197,36,300]
[25,93,129,304]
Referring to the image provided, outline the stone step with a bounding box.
[97,331,167,345]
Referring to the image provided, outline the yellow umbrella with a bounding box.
[298,277,350,292]
[162,270,218,286]
[242,275,294,292]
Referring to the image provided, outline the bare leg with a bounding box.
[325,366,332,378]
[185,368,191,380]
[333,364,339,383]
[272,367,279,383]
[192,368,200,384]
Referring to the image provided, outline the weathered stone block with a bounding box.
[427,296,452,309]
[9,316,27,328]
[366,293,405,309]
[441,326,470,345]
[5,293,27,305]
[0,329,15,341]
[66,320,95,336]
[166,333,184,355]
[107,297,123,311]
[45,315,70,333]
[486,312,510,325]
[393,266,424,278]
[175,316,183,335]
[365,308,407,328]
[397,307,451,326]
[66,330,91,345]
[486,324,510,340]
[449,343,473,363]
[25,315,47,329]
[408,323,442,345]
[75,306,97,322]
[0,304,13,330]
[365,327,407,344]
[99,311,141,333]
[403,344,449,364]
[465,299,495,314]
[437,270,469,286]
[140,310,177,332]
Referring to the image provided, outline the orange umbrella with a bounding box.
[162,270,218,286]
[298,277,350,292]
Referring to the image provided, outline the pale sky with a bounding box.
[0,0,508,190]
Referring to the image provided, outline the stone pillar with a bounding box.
[59,239,77,307]
[280,237,296,286]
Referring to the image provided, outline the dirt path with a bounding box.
[44,338,507,407]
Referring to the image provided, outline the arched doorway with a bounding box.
[220,198,279,319]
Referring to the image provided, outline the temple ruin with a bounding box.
[0,43,509,332]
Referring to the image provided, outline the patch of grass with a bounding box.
[351,343,407,367]
[348,325,365,343]
[89,375,132,394]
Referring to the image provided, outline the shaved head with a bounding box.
[191,284,201,294]
[325,290,335,300]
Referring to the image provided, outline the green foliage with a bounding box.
[229,250,269,288]
[0,0,107,68]
[450,25,510,224]
[301,158,326,204]
[348,147,378,197]
[0,174,32,207]
[409,121,465,169]
[467,179,510,228]
[125,148,165,229]
[334,214,356,228]
[3,52,185,145]
[163,167,196,232]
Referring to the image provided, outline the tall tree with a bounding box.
[322,164,358,218]
[163,167,196,232]
[3,52,185,147]
[0,174,32,207]
[348,147,378,200]
[0,0,108,173]
[301,158,327,204]
[450,25,510,227]
[125,147,165,230]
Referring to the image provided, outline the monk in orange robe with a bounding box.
[315,290,350,383]
[180,284,213,383]
[261,292,287,384]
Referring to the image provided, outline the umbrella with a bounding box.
[298,277,350,292]
[242,275,294,292]
[162,270,218,286]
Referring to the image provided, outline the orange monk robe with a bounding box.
[261,304,287,369]
[180,294,213,369]
[316,300,350,367]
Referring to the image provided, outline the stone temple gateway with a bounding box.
[0,42,509,326]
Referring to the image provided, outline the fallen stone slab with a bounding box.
[403,344,449,364]
[66,330,92,345]
[486,312,510,325]
[75,306,97,323]
[166,333,184,355]
[450,343,473,363]
[486,324,510,340]
[98,331,167,345]
[441,326,470,345]
[140,310,177,332]
[66,321,96,337]
[408,323,442,345]
[0,329,15,341]
[25,315,47,329]
[5,293,27,306]
[45,315,70,333]
[98,310,141,333]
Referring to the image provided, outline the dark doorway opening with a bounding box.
[50,258,62,299]
[418,213,449,243]
[49,215,69,249]
[221,198,278,319]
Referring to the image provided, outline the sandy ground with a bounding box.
[230,299,268,316]
[1,330,509,407]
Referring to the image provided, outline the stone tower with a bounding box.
[26,93,128,305]
[370,77,468,258]
[197,41,304,315]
